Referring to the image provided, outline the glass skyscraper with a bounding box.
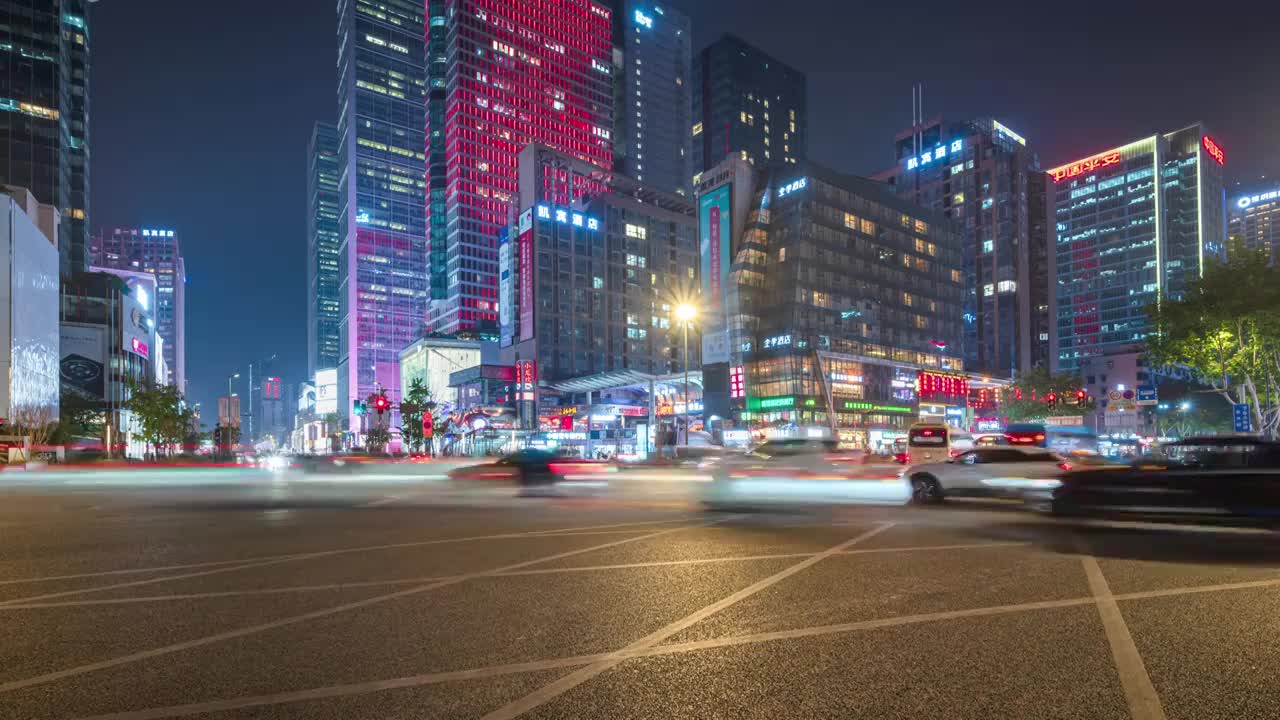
[425,0,614,335]
[334,0,427,426]
[0,0,90,276]
[1050,124,1226,372]
[1230,184,1280,266]
[307,121,341,377]
[692,34,805,176]
[612,1,692,196]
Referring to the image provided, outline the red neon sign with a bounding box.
[1202,136,1224,165]
[130,337,149,358]
[1049,151,1122,182]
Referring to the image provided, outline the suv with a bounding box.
[908,446,1067,504]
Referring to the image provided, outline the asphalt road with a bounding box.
[3,467,1280,719]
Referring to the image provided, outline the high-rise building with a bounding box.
[306,122,341,377]
[879,117,1050,376]
[0,0,90,276]
[0,186,59,422]
[1230,185,1280,266]
[334,0,427,427]
[692,34,806,176]
[612,1,692,196]
[89,227,186,394]
[425,0,614,335]
[1049,124,1227,373]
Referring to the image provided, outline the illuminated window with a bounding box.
[998,280,1017,293]
[983,284,994,297]
[625,223,646,239]
[593,276,604,289]
[691,122,702,136]
[844,213,858,230]
[982,240,993,253]
[860,219,876,235]
[914,219,928,234]
[954,192,965,204]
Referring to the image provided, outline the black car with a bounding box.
[448,449,605,489]
[1046,437,1280,525]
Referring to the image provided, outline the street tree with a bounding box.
[398,378,437,453]
[998,367,1094,423]
[124,382,194,459]
[1146,244,1280,438]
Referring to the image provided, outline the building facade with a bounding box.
[398,336,487,409]
[334,0,427,427]
[0,0,90,276]
[89,227,186,394]
[717,163,966,446]
[0,187,59,422]
[879,117,1050,376]
[692,34,805,176]
[501,145,698,407]
[306,122,341,377]
[1049,124,1227,373]
[425,0,614,334]
[612,1,692,196]
[1230,185,1280,266]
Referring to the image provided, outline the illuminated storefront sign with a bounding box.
[1237,189,1280,209]
[993,120,1026,146]
[1049,150,1122,182]
[535,204,600,230]
[776,178,808,198]
[917,371,969,404]
[141,229,175,238]
[762,333,792,349]
[699,185,732,316]
[130,337,149,359]
[1202,135,1225,165]
[730,365,745,399]
[843,402,913,414]
[906,139,964,170]
[518,229,534,340]
[634,9,653,27]
[759,396,795,409]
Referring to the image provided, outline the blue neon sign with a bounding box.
[906,139,964,170]
[634,9,653,28]
[535,204,600,231]
[776,178,808,198]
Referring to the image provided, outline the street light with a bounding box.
[1179,401,1192,412]
[227,373,240,398]
[673,303,697,447]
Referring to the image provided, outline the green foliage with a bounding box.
[999,367,1093,423]
[123,382,196,457]
[365,426,391,453]
[398,378,437,453]
[1146,243,1280,438]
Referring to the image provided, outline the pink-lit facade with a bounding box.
[426,0,614,333]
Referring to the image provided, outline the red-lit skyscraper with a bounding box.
[425,0,614,334]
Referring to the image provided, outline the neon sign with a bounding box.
[906,139,964,170]
[1202,136,1225,166]
[1049,150,1122,182]
[993,120,1026,146]
[130,337,150,358]
[1237,189,1280,209]
[730,366,745,399]
[634,9,653,28]
[535,204,599,230]
[776,178,807,198]
[762,333,792,349]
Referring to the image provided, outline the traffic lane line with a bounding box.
[0,519,727,696]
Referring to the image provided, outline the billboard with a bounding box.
[698,185,732,316]
[499,229,513,347]
[60,325,106,400]
[518,228,534,341]
[315,368,338,415]
[122,288,152,360]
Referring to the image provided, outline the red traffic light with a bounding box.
[373,395,390,413]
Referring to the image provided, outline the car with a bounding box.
[703,438,911,509]
[903,424,975,465]
[1044,437,1280,524]
[447,449,605,490]
[907,446,1069,504]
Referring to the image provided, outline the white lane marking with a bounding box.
[479,523,894,720]
[64,571,1280,720]
[361,495,411,507]
[1079,549,1168,720]
[0,520,722,695]
[0,518,690,587]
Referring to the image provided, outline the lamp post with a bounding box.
[674,303,697,447]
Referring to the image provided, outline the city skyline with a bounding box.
[86,0,1280,419]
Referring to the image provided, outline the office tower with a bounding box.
[1230,184,1280,266]
[613,1,692,196]
[307,122,341,377]
[89,227,186,394]
[692,34,806,175]
[879,117,1049,376]
[501,144,697,384]
[0,186,59,421]
[425,0,614,335]
[1050,124,1227,373]
[0,0,90,276]
[334,0,427,425]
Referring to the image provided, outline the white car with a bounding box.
[906,446,1068,504]
[703,439,911,509]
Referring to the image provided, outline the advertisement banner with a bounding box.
[499,230,513,347]
[122,289,152,360]
[60,325,106,400]
[315,368,338,415]
[518,229,534,341]
[698,184,732,316]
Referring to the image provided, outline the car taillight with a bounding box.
[894,453,910,464]
[1057,461,1073,471]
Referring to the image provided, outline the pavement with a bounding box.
[3,466,1280,719]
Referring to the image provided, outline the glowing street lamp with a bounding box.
[673,303,698,446]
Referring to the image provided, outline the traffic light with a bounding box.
[1075,389,1088,407]
[353,401,366,416]
[373,394,390,415]
[422,411,433,438]
[1045,391,1058,410]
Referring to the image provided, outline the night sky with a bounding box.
[91,0,1280,422]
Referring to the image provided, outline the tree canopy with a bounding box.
[998,367,1093,423]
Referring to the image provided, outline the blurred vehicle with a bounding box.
[974,433,1009,447]
[704,438,910,510]
[447,449,606,489]
[1043,437,1280,523]
[1005,423,1099,454]
[903,424,974,465]
[907,446,1068,504]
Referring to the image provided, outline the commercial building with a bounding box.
[398,336,491,410]
[612,1,692,196]
[700,160,966,447]
[501,145,699,425]
[1049,124,1227,373]
[1230,185,1280,266]
[86,265,165,384]
[692,34,806,175]
[334,0,427,428]
[255,376,286,446]
[879,117,1050,376]
[424,0,614,334]
[0,187,60,424]
[306,122,341,376]
[0,0,90,276]
[89,227,185,394]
